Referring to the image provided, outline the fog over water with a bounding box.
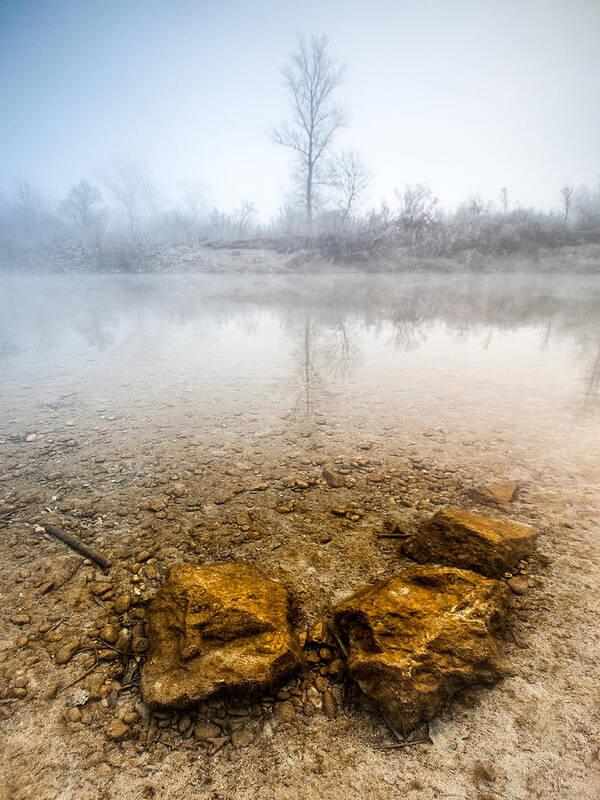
[3,274,599,452]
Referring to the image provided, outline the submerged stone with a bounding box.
[471,482,519,506]
[333,565,509,734]
[141,562,303,708]
[403,508,536,577]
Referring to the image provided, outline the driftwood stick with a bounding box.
[43,524,111,571]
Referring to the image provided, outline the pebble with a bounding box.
[66,688,89,707]
[106,720,129,740]
[10,614,31,626]
[55,639,81,664]
[113,595,132,614]
[194,722,221,741]
[274,701,295,722]
[322,691,337,717]
[326,658,345,678]
[66,707,82,722]
[131,636,149,653]
[100,625,118,644]
[231,728,255,747]
[508,576,529,595]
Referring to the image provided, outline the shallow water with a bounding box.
[2,272,600,800]
[2,273,599,464]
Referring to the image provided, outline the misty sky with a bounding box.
[1,0,599,219]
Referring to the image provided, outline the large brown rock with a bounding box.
[333,565,509,734]
[141,562,303,708]
[403,508,536,577]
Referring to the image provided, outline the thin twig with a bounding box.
[378,738,430,750]
[381,711,403,742]
[506,624,527,649]
[53,562,82,592]
[333,631,348,658]
[43,524,111,571]
[56,649,100,694]
[90,637,136,656]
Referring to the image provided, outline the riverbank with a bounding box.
[1,240,600,274]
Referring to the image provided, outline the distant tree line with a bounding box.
[1,33,599,269]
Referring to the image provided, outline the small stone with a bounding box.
[143,565,157,580]
[66,688,89,707]
[14,676,28,689]
[123,711,139,724]
[45,683,59,699]
[193,721,221,741]
[56,639,81,664]
[25,433,37,442]
[231,727,255,747]
[66,707,82,722]
[322,691,336,717]
[100,625,118,644]
[113,595,132,614]
[471,483,519,506]
[10,614,31,625]
[131,636,149,654]
[106,720,129,740]
[322,468,344,488]
[86,751,104,767]
[274,701,295,722]
[145,498,167,513]
[136,550,151,562]
[507,576,529,595]
[326,658,345,678]
[90,582,113,596]
[177,714,192,733]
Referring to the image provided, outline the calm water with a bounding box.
[2,273,600,481]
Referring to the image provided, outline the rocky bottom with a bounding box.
[1,414,599,800]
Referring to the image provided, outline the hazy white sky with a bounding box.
[1,0,599,219]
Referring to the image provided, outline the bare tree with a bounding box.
[12,179,43,237]
[499,186,509,215]
[560,184,574,225]
[234,200,258,236]
[60,180,103,231]
[396,184,439,230]
[104,160,155,237]
[327,149,371,226]
[272,35,346,228]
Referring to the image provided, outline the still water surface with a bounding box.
[2,273,599,481]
